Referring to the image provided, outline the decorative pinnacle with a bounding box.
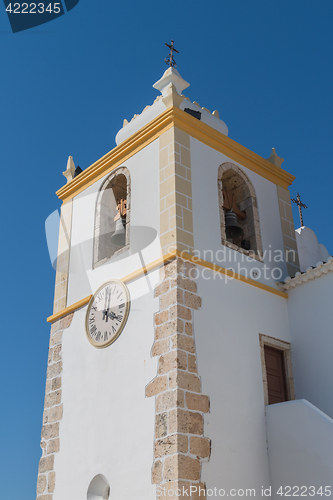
[165,40,179,68]
[292,192,308,227]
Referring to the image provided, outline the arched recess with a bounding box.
[93,166,130,268]
[218,162,263,260]
[87,474,110,500]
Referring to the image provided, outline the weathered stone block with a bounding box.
[158,350,187,374]
[155,434,188,458]
[48,471,56,493]
[161,259,181,280]
[190,436,211,458]
[156,390,185,412]
[155,280,170,297]
[164,454,201,481]
[152,459,163,484]
[185,322,193,336]
[47,361,62,380]
[47,438,60,455]
[152,338,170,357]
[155,320,180,340]
[182,261,196,279]
[52,345,62,362]
[160,288,184,309]
[191,482,206,500]
[186,393,210,413]
[155,412,168,439]
[170,275,197,293]
[36,474,47,495]
[188,354,197,373]
[44,390,62,409]
[184,292,201,310]
[49,404,63,423]
[49,331,62,347]
[59,312,74,330]
[42,409,49,425]
[51,377,61,391]
[50,321,61,335]
[39,455,54,473]
[146,376,168,397]
[41,422,59,440]
[171,334,195,353]
[177,305,192,321]
[154,310,169,326]
[168,409,203,435]
[169,371,201,393]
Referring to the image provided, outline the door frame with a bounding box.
[259,334,296,406]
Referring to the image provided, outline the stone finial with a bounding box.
[62,156,76,184]
[153,67,190,98]
[161,83,185,109]
[266,148,284,168]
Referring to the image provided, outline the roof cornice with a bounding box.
[279,258,333,291]
[56,106,295,203]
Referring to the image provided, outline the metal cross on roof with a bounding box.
[291,192,308,227]
[165,40,179,68]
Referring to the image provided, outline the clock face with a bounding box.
[85,280,130,348]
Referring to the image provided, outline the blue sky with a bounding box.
[1,1,332,498]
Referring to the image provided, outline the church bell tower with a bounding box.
[36,47,313,500]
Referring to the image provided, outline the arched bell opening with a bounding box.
[218,163,263,259]
[93,167,130,268]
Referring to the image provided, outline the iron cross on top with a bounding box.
[292,192,308,227]
[165,40,179,68]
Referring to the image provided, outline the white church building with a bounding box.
[36,62,333,500]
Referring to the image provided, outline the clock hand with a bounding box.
[106,310,116,321]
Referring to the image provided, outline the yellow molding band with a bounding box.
[121,252,176,284]
[46,253,176,323]
[56,107,295,203]
[174,250,288,299]
[47,295,92,323]
[47,250,287,322]
[56,109,175,204]
[171,107,295,189]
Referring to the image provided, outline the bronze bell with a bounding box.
[110,217,126,246]
[225,210,244,239]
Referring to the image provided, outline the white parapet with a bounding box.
[295,226,330,272]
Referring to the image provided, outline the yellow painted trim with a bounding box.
[56,109,175,203]
[56,107,295,203]
[171,107,295,189]
[46,254,176,323]
[47,249,287,321]
[122,252,176,284]
[47,295,92,323]
[174,250,288,298]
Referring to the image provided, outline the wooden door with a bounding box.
[264,345,288,405]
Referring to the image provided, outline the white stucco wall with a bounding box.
[54,271,159,500]
[287,272,333,419]
[193,272,290,492]
[266,400,333,497]
[190,138,288,288]
[67,139,160,306]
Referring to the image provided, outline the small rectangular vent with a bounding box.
[184,108,201,120]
